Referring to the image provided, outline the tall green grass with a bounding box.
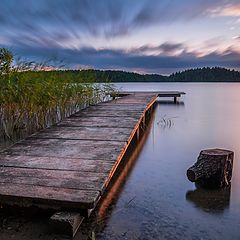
[0,48,114,143]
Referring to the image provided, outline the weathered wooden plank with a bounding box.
[73,111,143,118]
[0,166,107,178]
[99,102,151,105]
[0,155,115,172]
[0,183,100,208]
[77,106,145,112]
[97,102,148,107]
[107,100,154,105]
[57,116,138,128]
[32,126,133,142]
[2,139,127,160]
[0,175,104,192]
[83,105,147,111]
[0,167,109,192]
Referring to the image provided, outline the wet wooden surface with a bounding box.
[0,92,158,210]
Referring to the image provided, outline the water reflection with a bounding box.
[186,186,230,214]
[156,99,185,106]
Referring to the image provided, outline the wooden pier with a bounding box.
[158,91,186,103]
[113,91,185,103]
[0,91,185,236]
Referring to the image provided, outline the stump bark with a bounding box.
[187,149,234,188]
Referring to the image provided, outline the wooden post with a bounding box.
[136,127,140,141]
[50,212,84,237]
[187,149,234,188]
[143,114,146,125]
[174,96,177,103]
[142,114,146,130]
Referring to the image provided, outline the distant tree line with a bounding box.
[17,69,168,83]
[16,67,240,83]
[169,67,240,82]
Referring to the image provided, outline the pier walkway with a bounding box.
[0,91,185,215]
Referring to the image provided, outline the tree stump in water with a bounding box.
[187,149,234,188]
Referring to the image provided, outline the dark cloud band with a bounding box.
[5,45,239,74]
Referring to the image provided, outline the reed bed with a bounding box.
[0,48,114,144]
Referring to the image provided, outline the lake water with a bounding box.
[80,83,240,240]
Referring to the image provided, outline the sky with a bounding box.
[0,0,240,74]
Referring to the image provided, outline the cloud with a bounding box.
[0,0,237,43]
[132,0,215,25]
[232,36,240,40]
[207,3,240,17]
[5,43,239,74]
[0,0,143,41]
[129,42,186,56]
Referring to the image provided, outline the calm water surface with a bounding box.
[79,83,240,240]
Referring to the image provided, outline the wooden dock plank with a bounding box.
[0,167,108,178]
[32,126,133,142]
[0,183,99,208]
[0,155,115,172]
[0,167,108,192]
[2,138,127,160]
[82,105,147,111]
[72,110,143,118]
[57,116,139,128]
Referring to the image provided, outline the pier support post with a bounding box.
[50,212,84,237]
[174,96,177,103]
[142,114,146,129]
[136,128,140,141]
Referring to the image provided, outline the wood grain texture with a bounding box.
[0,167,109,192]
[32,126,133,142]
[2,138,127,160]
[57,116,138,128]
[0,183,99,208]
[0,155,115,172]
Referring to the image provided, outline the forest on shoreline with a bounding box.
[19,67,240,83]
